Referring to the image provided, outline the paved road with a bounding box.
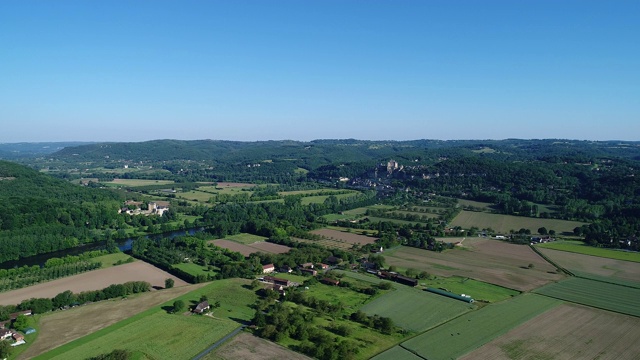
[192,325,246,360]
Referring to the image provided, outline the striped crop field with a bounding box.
[401,294,560,360]
[533,277,640,317]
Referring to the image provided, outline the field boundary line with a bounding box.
[398,344,428,360]
[192,325,245,360]
[529,245,574,276]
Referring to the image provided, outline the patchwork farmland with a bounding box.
[310,228,378,245]
[399,294,561,360]
[461,304,640,360]
[384,240,563,291]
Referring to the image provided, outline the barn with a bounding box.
[425,288,475,303]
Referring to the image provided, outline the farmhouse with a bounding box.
[318,263,330,270]
[149,201,170,216]
[264,276,291,287]
[300,262,314,269]
[0,320,10,329]
[262,264,275,274]
[279,265,293,273]
[321,278,340,286]
[0,329,12,340]
[193,301,210,314]
[272,284,286,295]
[300,268,318,276]
[12,333,24,342]
[8,310,31,319]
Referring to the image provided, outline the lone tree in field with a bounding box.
[538,227,548,235]
[165,278,174,289]
[172,300,185,313]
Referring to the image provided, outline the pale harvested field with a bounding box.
[310,228,378,245]
[385,240,564,291]
[204,332,312,360]
[19,283,207,360]
[451,210,587,234]
[215,182,254,188]
[461,304,640,360]
[0,261,187,306]
[539,247,640,283]
[211,240,258,257]
[292,238,354,250]
[248,242,291,254]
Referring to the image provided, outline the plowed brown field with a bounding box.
[0,261,187,306]
[461,304,640,360]
[385,239,564,291]
[310,229,377,245]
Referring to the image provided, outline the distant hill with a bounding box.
[0,142,94,160]
[52,139,640,164]
[0,160,122,263]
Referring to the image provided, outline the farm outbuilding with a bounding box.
[426,288,475,303]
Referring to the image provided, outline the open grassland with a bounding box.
[211,239,291,256]
[537,240,640,262]
[371,345,424,360]
[311,228,378,245]
[35,279,257,360]
[457,198,495,210]
[461,304,640,360]
[172,262,213,277]
[293,237,355,250]
[176,190,214,202]
[92,252,135,268]
[302,283,373,316]
[20,284,207,359]
[366,216,429,225]
[204,332,312,360]
[225,233,268,244]
[538,247,640,287]
[384,241,563,291]
[106,179,175,187]
[0,261,187,306]
[451,210,586,234]
[533,277,640,317]
[420,276,519,303]
[401,294,561,360]
[40,309,239,360]
[360,286,472,332]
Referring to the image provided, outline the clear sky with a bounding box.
[1,0,638,142]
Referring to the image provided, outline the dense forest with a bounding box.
[0,161,125,263]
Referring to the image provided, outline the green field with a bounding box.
[537,241,640,263]
[451,210,586,234]
[418,276,519,303]
[172,262,213,277]
[366,216,428,225]
[36,279,257,360]
[401,294,560,360]
[268,273,308,283]
[176,190,214,202]
[360,286,472,332]
[300,192,360,205]
[92,252,135,269]
[225,233,268,244]
[302,282,374,316]
[533,277,640,317]
[104,179,175,187]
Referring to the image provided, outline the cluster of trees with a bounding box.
[253,302,359,360]
[350,310,395,334]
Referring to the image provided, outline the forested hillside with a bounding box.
[0,161,123,263]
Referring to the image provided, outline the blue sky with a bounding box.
[1,1,638,142]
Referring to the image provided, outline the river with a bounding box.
[0,227,205,269]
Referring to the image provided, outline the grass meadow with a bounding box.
[92,252,135,269]
[225,233,268,244]
[371,346,424,360]
[450,210,586,234]
[401,294,560,360]
[537,240,640,262]
[36,279,257,360]
[533,277,640,317]
[360,286,472,332]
